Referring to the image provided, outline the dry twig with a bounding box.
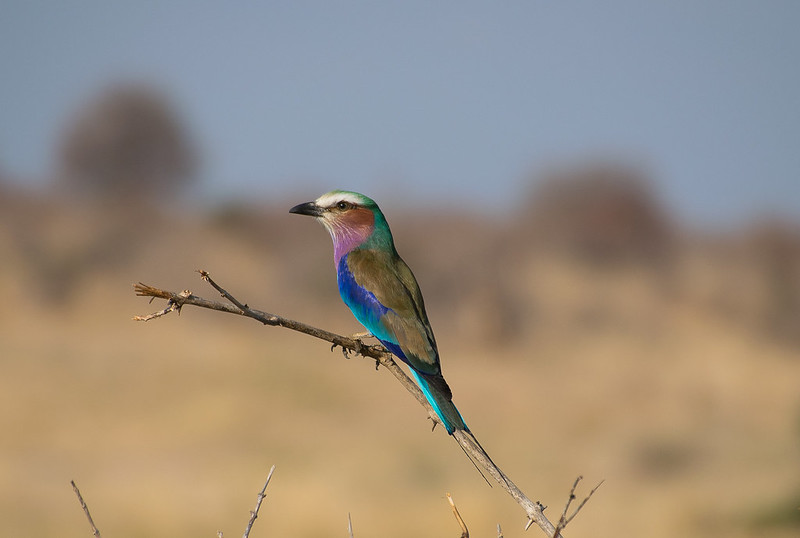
[447,492,469,538]
[242,465,276,538]
[133,275,436,423]
[71,480,102,538]
[552,476,604,537]
[133,271,597,536]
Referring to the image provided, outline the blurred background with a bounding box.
[1,2,799,537]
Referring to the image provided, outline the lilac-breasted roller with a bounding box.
[290,190,469,435]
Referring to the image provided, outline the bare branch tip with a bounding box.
[133,282,152,296]
[241,467,275,538]
[70,480,102,538]
[446,492,469,538]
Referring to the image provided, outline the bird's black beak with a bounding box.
[289,201,323,217]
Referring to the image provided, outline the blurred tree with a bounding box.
[745,218,800,346]
[57,83,197,200]
[524,162,673,264]
[12,82,199,305]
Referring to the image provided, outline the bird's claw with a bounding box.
[331,342,351,359]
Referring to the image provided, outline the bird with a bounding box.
[289,190,468,435]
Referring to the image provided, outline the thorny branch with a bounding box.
[133,272,432,417]
[134,270,600,536]
[552,476,604,537]
[242,465,276,538]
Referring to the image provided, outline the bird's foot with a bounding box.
[348,331,377,359]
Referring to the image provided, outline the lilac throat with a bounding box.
[330,223,372,265]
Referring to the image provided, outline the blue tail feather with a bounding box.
[409,369,468,434]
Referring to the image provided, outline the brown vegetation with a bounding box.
[0,176,798,537]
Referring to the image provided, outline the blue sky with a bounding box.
[1,1,798,224]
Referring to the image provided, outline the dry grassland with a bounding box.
[0,192,798,537]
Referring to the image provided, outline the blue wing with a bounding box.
[337,254,407,359]
[337,251,467,433]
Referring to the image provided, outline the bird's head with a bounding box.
[290,190,394,263]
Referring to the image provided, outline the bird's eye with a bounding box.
[337,201,349,210]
